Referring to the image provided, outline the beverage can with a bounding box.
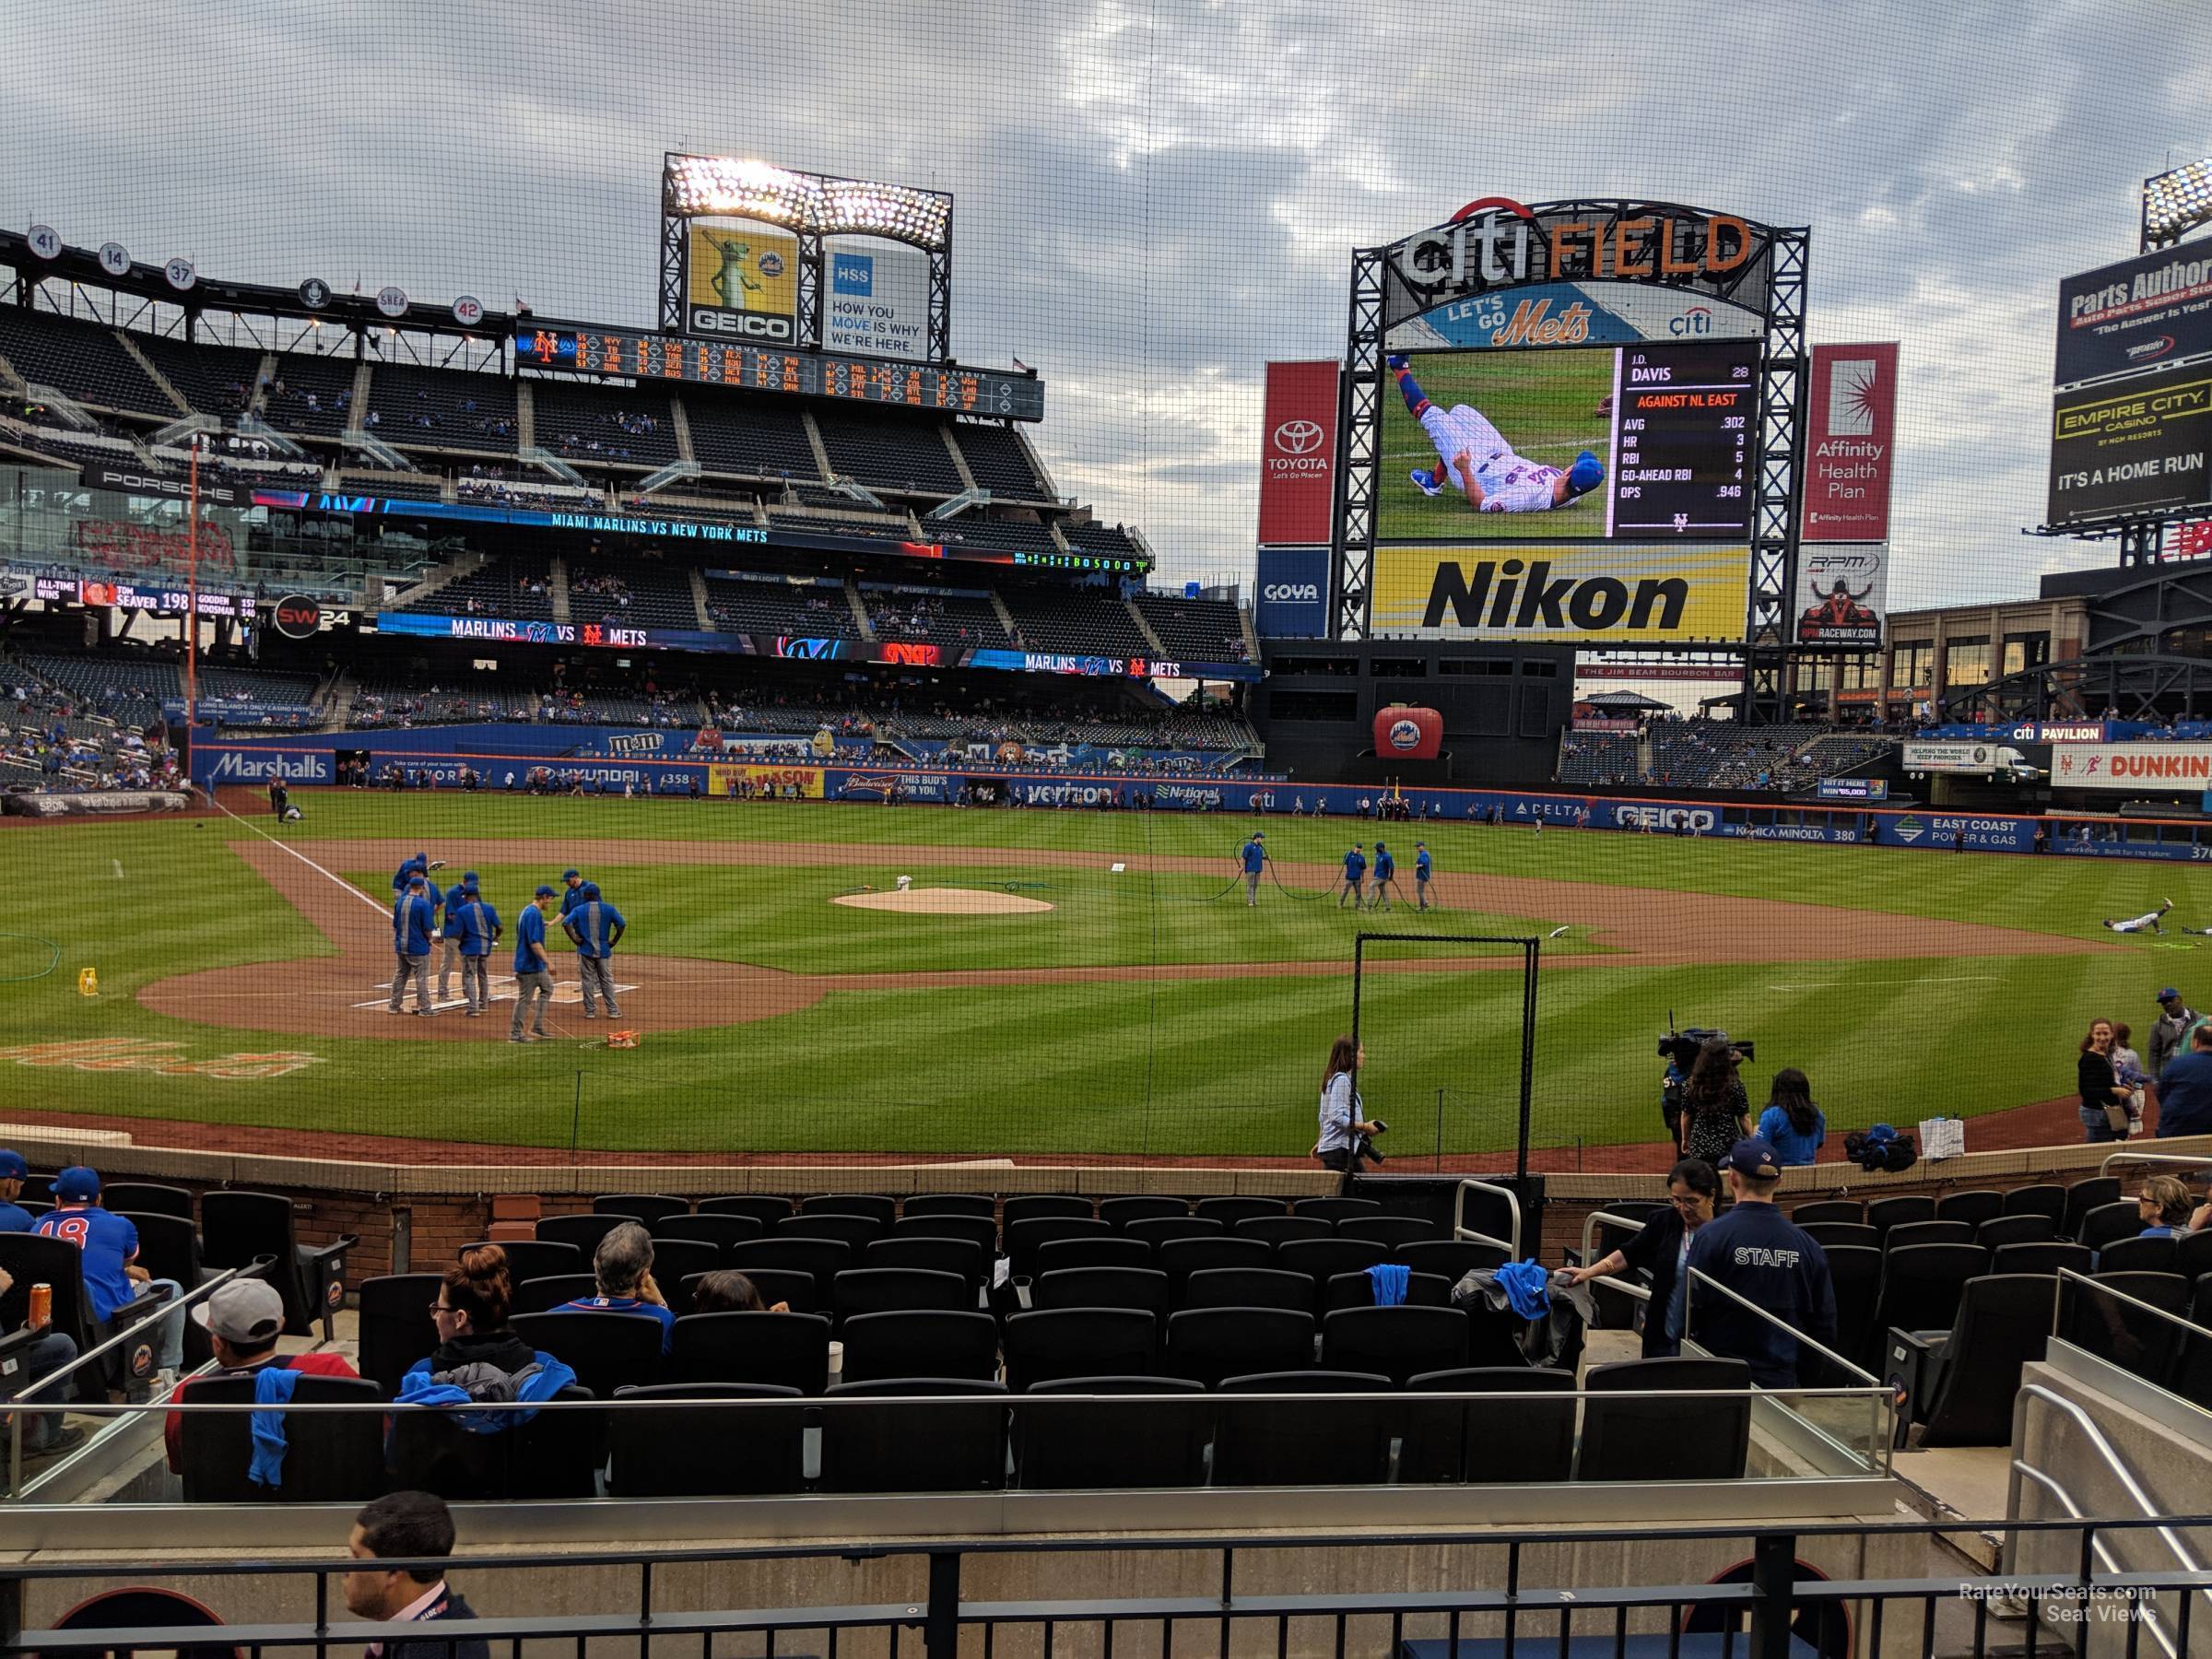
[28,1285,50,1331]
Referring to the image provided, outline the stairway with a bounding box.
[113,333,191,416]
[669,394,696,463]
[516,382,535,452]
[988,588,1018,645]
[846,582,875,641]
[384,550,487,611]
[688,567,712,630]
[1126,599,1167,657]
[800,410,833,481]
[548,559,572,625]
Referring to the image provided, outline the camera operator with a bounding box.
[1313,1034,1385,1189]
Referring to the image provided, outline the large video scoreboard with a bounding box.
[512,324,1044,421]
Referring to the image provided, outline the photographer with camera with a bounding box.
[1314,1034,1386,1189]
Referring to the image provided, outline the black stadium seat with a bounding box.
[1004,1196,1092,1226]
[1991,1241,2094,1277]
[594,1194,690,1225]
[1799,1222,1878,1250]
[1320,1305,1469,1385]
[606,1383,804,1497]
[1865,1195,1936,1238]
[2004,1183,2069,1227]
[1033,1236,1150,1275]
[1399,1367,1577,1484]
[840,1311,999,1384]
[1100,1196,1188,1230]
[1035,1267,1170,1322]
[1885,1220,1975,1253]
[2098,1235,2180,1275]
[1871,1244,1987,1344]
[2062,1178,2123,1240]
[101,1183,194,1220]
[1212,1371,1393,1486]
[672,1311,830,1394]
[1934,1190,2005,1230]
[866,1236,990,1293]
[1336,1217,1440,1251]
[1159,1238,1272,1301]
[802,1194,899,1227]
[1195,1196,1288,1226]
[1181,1268,1313,1314]
[698,1195,796,1228]
[513,1274,597,1315]
[1578,1357,1752,1481]
[894,1214,998,1253]
[201,1192,352,1341]
[2078,1201,2147,1253]
[1013,1376,1209,1489]
[458,1239,581,1286]
[830,1268,970,1327]
[650,1213,763,1254]
[778,1213,884,1253]
[1791,1200,1863,1226]
[512,1310,663,1398]
[178,1375,384,1503]
[1975,1215,2056,1250]
[536,1213,626,1259]
[819,1379,1007,1492]
[355,1274,444,1395]
[1237,1216,1331,1246]
[1124,1216,1221,1250]
[1897,1275,2056,1447]
[1163,1307,1313,1387]
[1007,1218,1109,1277]
[902,1194,996,1218]
[728,1240,853,1312]
[1004,1308,1156,1390]
[1293,1197,1382,1222]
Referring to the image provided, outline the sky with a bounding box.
[6,0,2208,607]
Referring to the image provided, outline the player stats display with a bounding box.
[1377,340,1757,541]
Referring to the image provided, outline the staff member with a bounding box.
[391,852,430,895]
[1562,1157,1719,1358]
[1371,841,1395,911]
[558,869,587,918]
[1414,841,1434,911]
[1313,1033,1384,1184]
[431,871,467,1006]
[1236,832,1267,907]
[1337,843,1367,909]
[389,874,436,1018]
[448,880,501,1018]
[562,882,626,1020]
[509,886,558,1044]
[1683,1139,1837,1388]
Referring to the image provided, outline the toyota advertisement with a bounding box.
[1256,360,1340,547]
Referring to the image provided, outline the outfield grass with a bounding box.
[1375,349,1615,540]
[0,792,2198,1159]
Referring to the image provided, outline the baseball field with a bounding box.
[1375,348,1615,540]
[0,788,2194,1165]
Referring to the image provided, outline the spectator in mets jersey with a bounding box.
[510,887,558,1044]
[448,880,500,1018]
[563,882,627,1019]
[390,875,436,1017]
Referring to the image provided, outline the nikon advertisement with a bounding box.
[1369,543,1749,642]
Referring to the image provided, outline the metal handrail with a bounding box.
[2009,1462,2179,1659]
[1453,1176,1519,1256]
[1681,1264,1879,1387]
[1573,1207,1662,1303]
[5,1255,275,1497]
[2006,1382,2212,1659]
[2101,1150,2212,1180]
[2054,1265,2212,1345]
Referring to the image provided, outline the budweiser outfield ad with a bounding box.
[1256,360,1340,546]
[1802,343,1898,543]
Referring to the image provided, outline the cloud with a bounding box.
[4,0,2208,606]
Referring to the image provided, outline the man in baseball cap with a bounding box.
[164,1278,360,1476]
[34,1167,189,1400]
[2152,988,2202,1077]
[0,1150,33,1233]
[1683,1137,1837,1387]
[559,869,587,918]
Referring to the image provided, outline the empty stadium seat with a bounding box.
[1163,1307,1313,1387]
[1934,1190,2005,1229]
[1791,1200,1864,1226]
[651,1213,764,1254]
[1100,1196,1189,1230]
[512,1310,664,1397]
[840,1311,1000,1385]
[830,1268,971,1327]
[1012,1376,1209,1489]
[1871,1244,1987,1344]
[1004,1195,1094,1225]
[1181,1268,1314,1314]
[513,1274,598,1316]
[1991,1241,2095,1277]
[1004,1308,1157,1390]
[866,1235,991,1293]
[1007,1218,1109,1277]
[2099,1234,2180,1274]
[355,1274,444,1395]
[1124,1216,1221,1250]
[2062,1179,2123,1239]
[1159,1237,1273,1302]
[819,1379,1007,1492]
[697,1194,796,1227]
[1865,1196,1936,1237]
[2004,1183,2070,1227]
[1320,1305,1469,1385]
[672,1311,830,1394]
[1236,1216,1331,1246]
[606,1383,804,1497]
[1337,1217,1439,1252]
[1896,1275,2056,1448]
[1799,1222,1878,1250]
[1975,1215,2056,1250]
[594,1194,690,1224]
[2079,1202,2147,1253]
[537,1214,626,1258]
[1035,1267,1171,1322]
[803,1194,900,1226]
[1212,1371,1393,1486]
[101,1183,194,1220]
[1033,1236,1151,1276]
[902,1194,996,1218]
[1885,1220,1976,1253]
[1399,1367,1577,1485]
[1194,1197,1288,1225]
[778,1213,885,1253]
[201,1192,351,1341]
[1578,1357,1753,1481]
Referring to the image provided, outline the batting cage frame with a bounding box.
[1348,933,1541,1182]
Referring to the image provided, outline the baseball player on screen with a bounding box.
[1386,355,1605,512]
[2104,899,2175,936]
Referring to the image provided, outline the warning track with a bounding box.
[130,835,2123,1042]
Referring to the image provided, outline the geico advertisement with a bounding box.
[1371,544,1749,641]
[685,222,799,343]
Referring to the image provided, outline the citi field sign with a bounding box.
[1376,198,1778,347]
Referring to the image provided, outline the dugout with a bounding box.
[1253,639,1573,785]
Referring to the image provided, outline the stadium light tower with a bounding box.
[2142,157,2212,250]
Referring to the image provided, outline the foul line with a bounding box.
[205,790,390,919]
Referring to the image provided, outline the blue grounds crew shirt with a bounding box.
[1417,848,1432,878]
[393,892,434,957]
[1683,1203,1837,1387]
[1241,840,1265,874]
[1374,849,1394,880]
[35,1206,140,1322]
[559,882,587,917]
[453,895,500,957]
[2157,1049,2212,1137]
[568,900,625,959]
[513,905,549,975]
[1344,849,1366,882]
[391,855,427,894]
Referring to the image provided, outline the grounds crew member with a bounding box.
[562,881,627,1019]
[428,868,462,1006]
[558,868,587,918]
[391,852,430,895]
[1371,841,1395,911]
[1684,1137,1837,1387]
[510,886,558,1043]
[1338,842,1367,909]
[448,878,501,1018]
[1415,841,1434,910]
[1237,831,1267,907]
[390,874,436,1018]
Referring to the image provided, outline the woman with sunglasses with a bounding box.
[1562,1158,1720,1358]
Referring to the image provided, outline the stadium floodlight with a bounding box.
[2144,157,2212,247]
[665,154,952,250]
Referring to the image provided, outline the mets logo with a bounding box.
[759,250,785,277]
[1388,719,1423,751]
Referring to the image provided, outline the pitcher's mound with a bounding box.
[834,887,1054,915]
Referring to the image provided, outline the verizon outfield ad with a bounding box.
[1802,343,1898,543]
[1256,360,1340,547]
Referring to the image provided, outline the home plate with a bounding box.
[355,973,639,1012]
